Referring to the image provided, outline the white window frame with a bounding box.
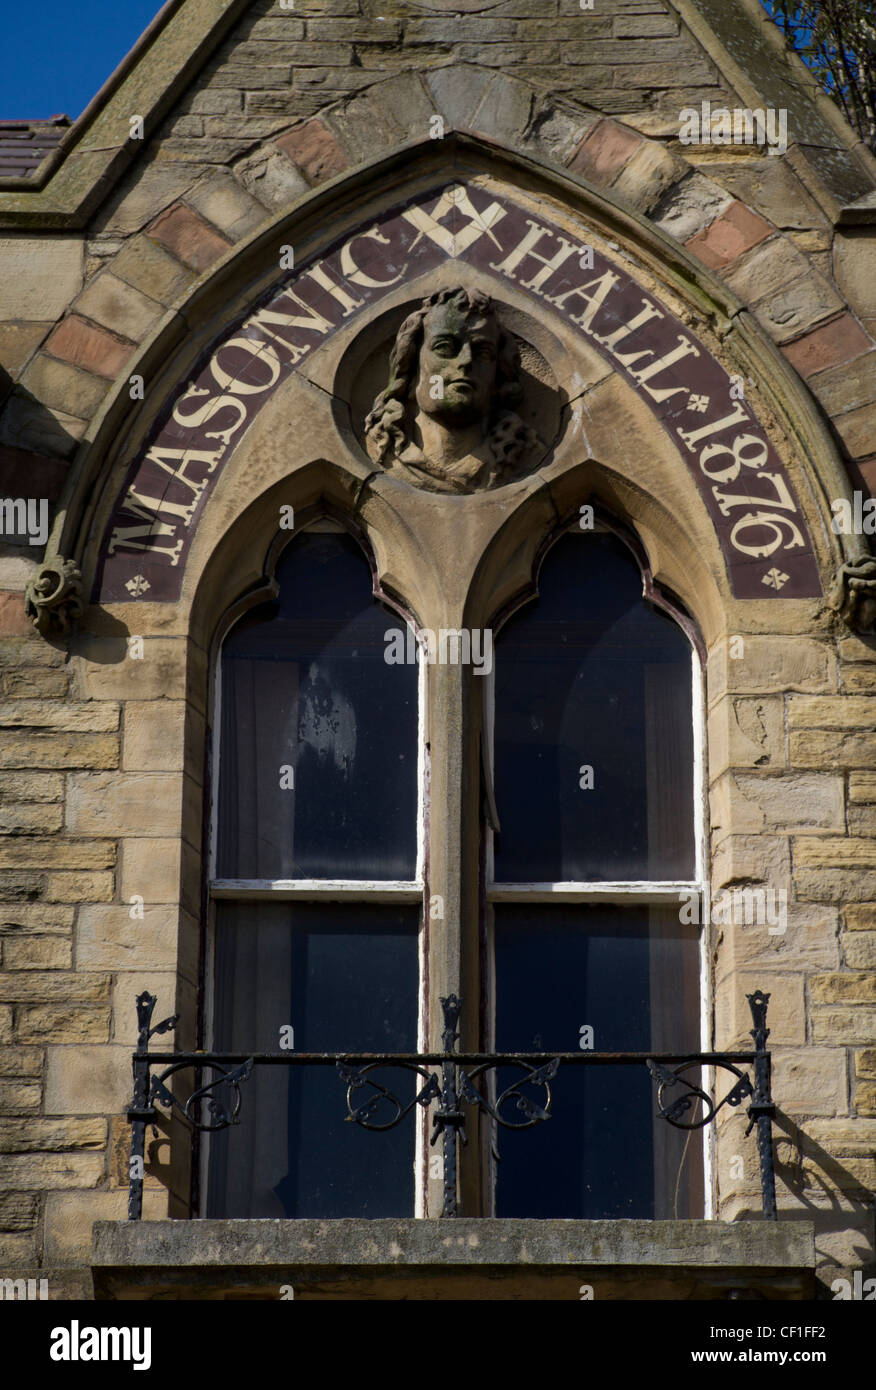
[201,521,429,1218]
[483,523,712,1218]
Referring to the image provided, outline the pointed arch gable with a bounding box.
[76,148,837,617]
[31,130,871,654]
[20,80,875,645]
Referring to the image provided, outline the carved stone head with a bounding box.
[364,287,538,493]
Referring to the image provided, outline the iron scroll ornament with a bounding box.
[126,989,778,1220]
[648,989,777,1221]
[130,990,252,1133]
[149,1058,253,1132]
[126,992,253,1219]
[338,998,559,1135]
[647,1060,754,1128]
[338,996,559,1217]
[647,989,772,1131]
[338,1063,441,1131]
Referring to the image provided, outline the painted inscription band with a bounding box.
[96,183,821,603]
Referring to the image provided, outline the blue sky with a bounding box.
[0,1,166,120]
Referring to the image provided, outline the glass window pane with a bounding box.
[216,532,418,880]
[493,903,702,1219]
[493,531,695,882]
[206,901,420,1218]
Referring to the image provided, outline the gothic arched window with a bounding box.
[203,518,704,1221]
[487,525,705,1219]
[206,525,424,1218]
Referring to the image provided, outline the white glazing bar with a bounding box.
[693,646,708,888]
[208,647,221,883]
[487,881,701,902]
[210,879,424,901]
[416,635,427,885]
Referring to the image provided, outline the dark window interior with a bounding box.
[207,902,419,1218]
[216,531,419,881]
[493,904,703,1219]
[493,531,695,882]
[208,531,420,1219]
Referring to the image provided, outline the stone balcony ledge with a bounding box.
[92,1218,816,1300]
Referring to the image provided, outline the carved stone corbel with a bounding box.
[828,554,876,634]
[24,557,84,638]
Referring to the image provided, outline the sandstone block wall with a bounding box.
[0,0,874,1297]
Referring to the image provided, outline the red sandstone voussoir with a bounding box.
[275,119,348,185]
[684,200,772,270]
[44,316,133,381]
[855,457,876,499]
[782,313,875,379]
[147,204,233,275]
[0,591,37,636]
[568,119,643,184]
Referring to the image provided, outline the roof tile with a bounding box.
[0,117,69,180]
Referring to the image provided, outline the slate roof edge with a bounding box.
[0,0,183,192]
[0,0,252,226]
[0,118,71,182]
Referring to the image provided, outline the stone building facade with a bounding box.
[0,0,875,1299]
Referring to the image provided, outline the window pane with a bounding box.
[493,903,702,1219]
[493,531,695,882]
[216,532,418,881]
[206,901,420,1218]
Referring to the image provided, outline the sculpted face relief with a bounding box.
[414,302,500,425]
[364,287,537,494]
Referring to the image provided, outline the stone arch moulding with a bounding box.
[193,490,424,698]
[36,134,872,637]
[477,496,708,662]
[186,464,433,662]
[462,456,722,653]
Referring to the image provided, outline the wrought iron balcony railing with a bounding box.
[126,989,777,1221]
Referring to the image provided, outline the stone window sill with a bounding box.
[92,1218,815,1300]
